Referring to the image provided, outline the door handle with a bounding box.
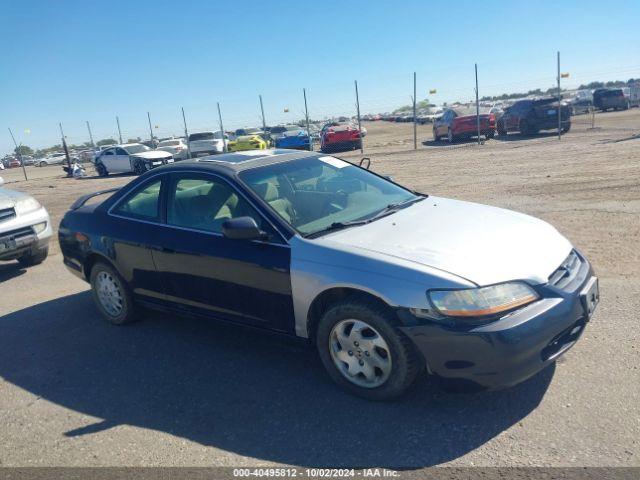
[149,245,175,253]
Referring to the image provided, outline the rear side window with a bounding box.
[114,180,162,221]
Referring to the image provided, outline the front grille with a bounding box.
[0,207,16,223]
[0,225,34,242]
[548,250,581,289]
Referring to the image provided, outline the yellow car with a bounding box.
[227,134,269,152]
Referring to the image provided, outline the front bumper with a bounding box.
[400,252,596,390]
[0,207,52,261]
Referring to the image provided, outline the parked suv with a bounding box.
[592,88,629,112]
[188,131,227,157]
[497,98,571,136]
[0,177,51,267]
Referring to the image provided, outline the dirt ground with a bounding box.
[0,109,638,468]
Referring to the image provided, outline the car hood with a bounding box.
[319,196,572,286]
[131,151,172,159]
[0,187,29,209]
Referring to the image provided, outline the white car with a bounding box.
[36,152,69,167]
[188,131,227,157]
[94,143,174,176]
[157,138,189,160]
[0,177,51,266]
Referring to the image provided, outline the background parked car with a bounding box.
[497,98,571,136]
[36,152,74,167]
[188,131,227,157]
[227,134,269,152]
[320,122,363,152]
[157,138,189,160]
[569,98,593,115]
[433,107,496,142]
[592,88,629,111]
[94,143,173,176]
[274,127,311,150]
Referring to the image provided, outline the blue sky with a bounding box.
[1,0,639,153]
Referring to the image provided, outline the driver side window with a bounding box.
[167,175,269,235]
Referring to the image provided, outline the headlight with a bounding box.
[428,282,539,318]
[14,196,41,215]
[33,222,47,234]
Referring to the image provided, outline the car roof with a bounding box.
[154,149,323,174]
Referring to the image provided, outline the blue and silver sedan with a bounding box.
[58,150,599,400]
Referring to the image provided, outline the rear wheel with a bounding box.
[519,119,533,135]
[561,123,571,134]
[486,130,495,139]
[90,262,139,325]
[18,246,48,267]
[39,161,47,167]
[316,298,422,401]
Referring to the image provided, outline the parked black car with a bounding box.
[496,98,571,136]
[592,88,629,112]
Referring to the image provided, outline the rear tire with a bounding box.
[316,298,423,401]
[561,123,571,134]
[18,246,48,267]
[39,161,47,167]
[133,159,147,175]
[486,130,495,139]
[90,261,139,325]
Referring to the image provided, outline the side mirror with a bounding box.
[222,216,267,241]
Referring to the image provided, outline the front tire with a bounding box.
[316,298,422,401]
[90,262,139,325]
[39,161,47,167]
[18,246,48,267]
[96,162,108,177]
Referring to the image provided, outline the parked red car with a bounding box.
[320,122,363,152]
[433,107,496,143]
[9,159,22,168]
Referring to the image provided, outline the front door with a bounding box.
[152,173,294,333]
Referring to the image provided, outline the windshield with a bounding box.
[239,156,418,236]
[124,144,150,154]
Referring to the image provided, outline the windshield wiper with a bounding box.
[305,220,368,238]
[369,195,426,221]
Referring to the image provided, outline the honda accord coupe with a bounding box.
[59,149,599,400]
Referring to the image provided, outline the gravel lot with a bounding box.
[0,109,638,468]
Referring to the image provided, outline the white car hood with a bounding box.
[132,150,172,160]
[320,196,572,286]
[0,188,27,209]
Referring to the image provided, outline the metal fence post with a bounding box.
[259,95,266,130]
[217,102,227,153]
[413,72,417,150]
[147,112,155,147]
[303,88,312,151]
[475,63,481,145]
[182,107,191,159]
[60,122,72,174]
[116,116,123,144]
[557,51,561,140]
[354,80,364,154]
[8,127,27,181]
[86,121,95,148]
